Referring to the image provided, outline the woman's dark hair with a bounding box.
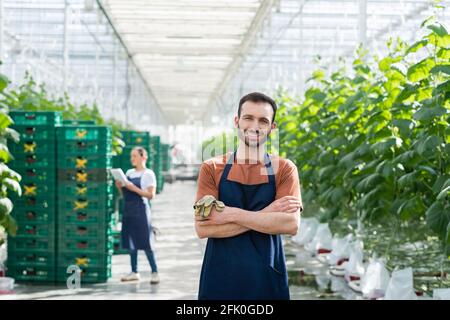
[132,146,148,158]
[238,92,277,122]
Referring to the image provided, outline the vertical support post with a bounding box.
[0,0,4,71]
[358,0,367,46]
[63,0,70,92]
[113,37,117,103]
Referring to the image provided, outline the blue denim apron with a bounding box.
[121,175,153,250]
[198,152,290,300]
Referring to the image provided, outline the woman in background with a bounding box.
[115,146,159,284]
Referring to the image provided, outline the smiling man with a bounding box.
[195,92,303,300]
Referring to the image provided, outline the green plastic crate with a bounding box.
[58,140,112,155]
[12,125,58,140]
[10,153,57,170]
[56,265,111,283]
[14,183,56,198]
[13,196,56,211]
[57,251,112,269]
[120,131,150,146]
[57,126,111,141]
[57,236,113,254]
[58,168,111,183]
[58,154,112,169]
[10,111,62,126]
[7,237,55,252]
[58,182,113,198]
[15,221,56,238]
[6,266,56,282]
[7,251,56,268]
[58,223,113,240]
[57,208,114,225]
[9,139,56,154]
[57,195,113,212]
[13,168,56,184]
[11,207,56,223]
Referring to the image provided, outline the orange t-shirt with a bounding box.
[195,152,302,210]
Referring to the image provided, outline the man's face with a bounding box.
[235,101,276,148]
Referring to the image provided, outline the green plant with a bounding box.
[2,73,127,155]
[276,17,450,263]
[0,72,22,245]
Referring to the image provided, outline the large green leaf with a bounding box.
[0,164,21,181]
[437,48,450,60]
[398,171,418,189]
[415,135,442,157]
[355,173,384,193]
[392,119,415,137]
[407,58,435,82]
[3,178,21,197]
[435,79,450,95]
[4,128,20,144]
[426,201,450,238]
[427,33,450,48]
[0,74,9,92]
[405,39,428,55]
[0,198,13,216]
[432,176,450,194]
[437,186,450,201]
[0,143,12,162]
[430,64,450,76]
[318,165,335,181]
[376,159,395,178]
[395,84,419,103]
[413,105,447,122]
[427,23,448,37]
[397,196,426,221]
[0,112,13,130]
[1,214,17,237]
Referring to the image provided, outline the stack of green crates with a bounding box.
[150,136,164,194]
[119,130,152,168]
[6,111,62,282]
[56,125,114,283]
[161,143,172,172]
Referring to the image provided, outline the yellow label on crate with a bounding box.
[76,172,88,182]
[75,257,89,267]
[136,137,142,144]
[77,186,87,195]
[24,185,37,196]
[24,142,37,153]
[75,129,87,139]
[76,158,87,169]
[74,201,88,210]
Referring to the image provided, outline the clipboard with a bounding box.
[110,168,129,186]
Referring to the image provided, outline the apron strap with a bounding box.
[264,153,276,185]
[222,152,275,185]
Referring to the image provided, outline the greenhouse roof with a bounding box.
[3,0,450,125]
[101,0,272,124]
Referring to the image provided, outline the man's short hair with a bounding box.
[238,92,277,122]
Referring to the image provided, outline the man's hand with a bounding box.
[261,196,302,213]
[196,206,234,226]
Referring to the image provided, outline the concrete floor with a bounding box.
[0,181,323,300]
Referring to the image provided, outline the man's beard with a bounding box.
[237,125,270,148]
